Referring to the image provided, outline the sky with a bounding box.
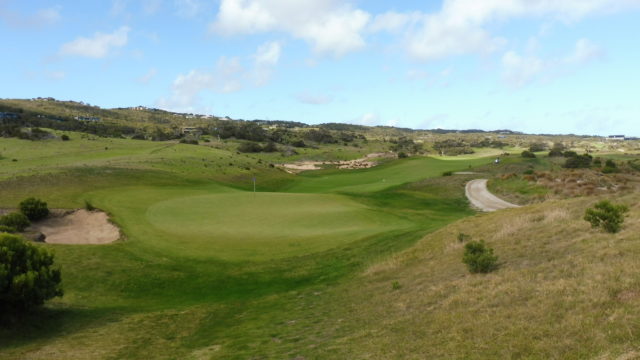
[1,0,640,136]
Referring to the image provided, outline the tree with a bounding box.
[462,240,498,273]
[521,150,536,158]
[564,154,592,168]
[0,212,30,232]
[19,197,49,221]
[0,234,63,314]
[584,200,629,233]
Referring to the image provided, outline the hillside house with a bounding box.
[608,135,625,141]
[181,127,202,136]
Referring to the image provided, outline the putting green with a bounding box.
[145,192,413,260]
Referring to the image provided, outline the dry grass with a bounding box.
[306,192,640,359]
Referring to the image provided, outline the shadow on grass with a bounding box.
[0,304,126,351]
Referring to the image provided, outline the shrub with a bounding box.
[462,240,498,273]
[0,234,63,313]
[521,150,536,158]
[529,143,547,152]
[391,281,402,290]
[602,166,619,174]
[262,141,278,152]
[563,151,578,158]
[397,151,408,158]
[584,200,629,233]
[548,149,563,157]
[0,212,30,232]
[564,154,592,168]
[605,159,617,168]
[0,225,16,233]
[238,142,263,153]
[442,171,453,176]
[61,134,70,141]
[523,169,534,175]
[19,197,49,221]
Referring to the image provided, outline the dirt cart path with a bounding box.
[465,179,521,212]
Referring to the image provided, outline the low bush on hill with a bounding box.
[0,234,63,315]
[584,200,628,234]
[19,197,49,221]
[462,240,498,273]
[0,213,30,232]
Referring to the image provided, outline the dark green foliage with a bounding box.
[19,197,49,221]
[0,234,63,313]
[462,240,498,273]
[564,154,592,168]
[291,139,306,148]
[0,213,30,232]
[391,137,423,154]
[563,151,578,158]
[433,139,473,156]
[593,158,602,166]
[61,134,70,141]
[442,170,453,176]
[584,200,628,233]
[521,150,536,158]
[262,141,278,152]
[391,281,402,290]
[548,149,563,157]
[304,129,337,144]
[0,225,16,233]
[179,138,199,145]
[528,143,547,152]
[605,159,616,168]
[602,166,619,174]
[131,133,146,140]
[397,152,408,159]
[238,142,263,153]
[523,169,535,175]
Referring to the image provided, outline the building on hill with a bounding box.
[608,135,625,141]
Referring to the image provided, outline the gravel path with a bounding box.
[465,179,521,212]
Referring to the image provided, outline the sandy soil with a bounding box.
[281,152,395,174]
[28,209,120,244]
[465,179,521,212]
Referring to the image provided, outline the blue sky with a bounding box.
[1,0,639,135]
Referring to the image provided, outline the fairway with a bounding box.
[145,192,412,260]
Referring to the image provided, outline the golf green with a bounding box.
[144,192,414,260]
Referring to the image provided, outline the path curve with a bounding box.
[465,179,520,212]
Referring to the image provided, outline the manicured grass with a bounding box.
[285,156,492,193]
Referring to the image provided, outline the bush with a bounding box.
[442,171,453,176]
[19,197,49,221]
[605,159,617,168]
[61,134,70,141]
[563,151,578,158]
[564,154,592,168]
[179,138,199,145]
[0,212,30,232]
[548,149,563,157]
[0,234,63,313]
[397,151,408,158]
[462,240,498,273]
[0,225,16,233]
[521,150,536,158]
[262,141,278,152]
[523,169,534,175]
[584,200,629,233]
[529,143,547,152]
[238,142,263,153]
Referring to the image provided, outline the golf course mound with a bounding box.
[145,192,413,260]
[29,209,121,244]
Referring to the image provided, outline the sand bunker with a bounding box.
[281,152,395,174]
[29,209,120,244]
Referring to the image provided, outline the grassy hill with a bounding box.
[2,100,640,359]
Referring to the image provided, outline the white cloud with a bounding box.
[295,92,333,105]
[357,112,379,125]
[46,71,66,80]
[253,41,281,66]
[564,38,603,64]
[158,41,283,111]
[60,26,130,59]
[372,0,640,61]
[0,5,62,28]
[211,0,370,57]
[501,38,604,88]
[502,51,545,88]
